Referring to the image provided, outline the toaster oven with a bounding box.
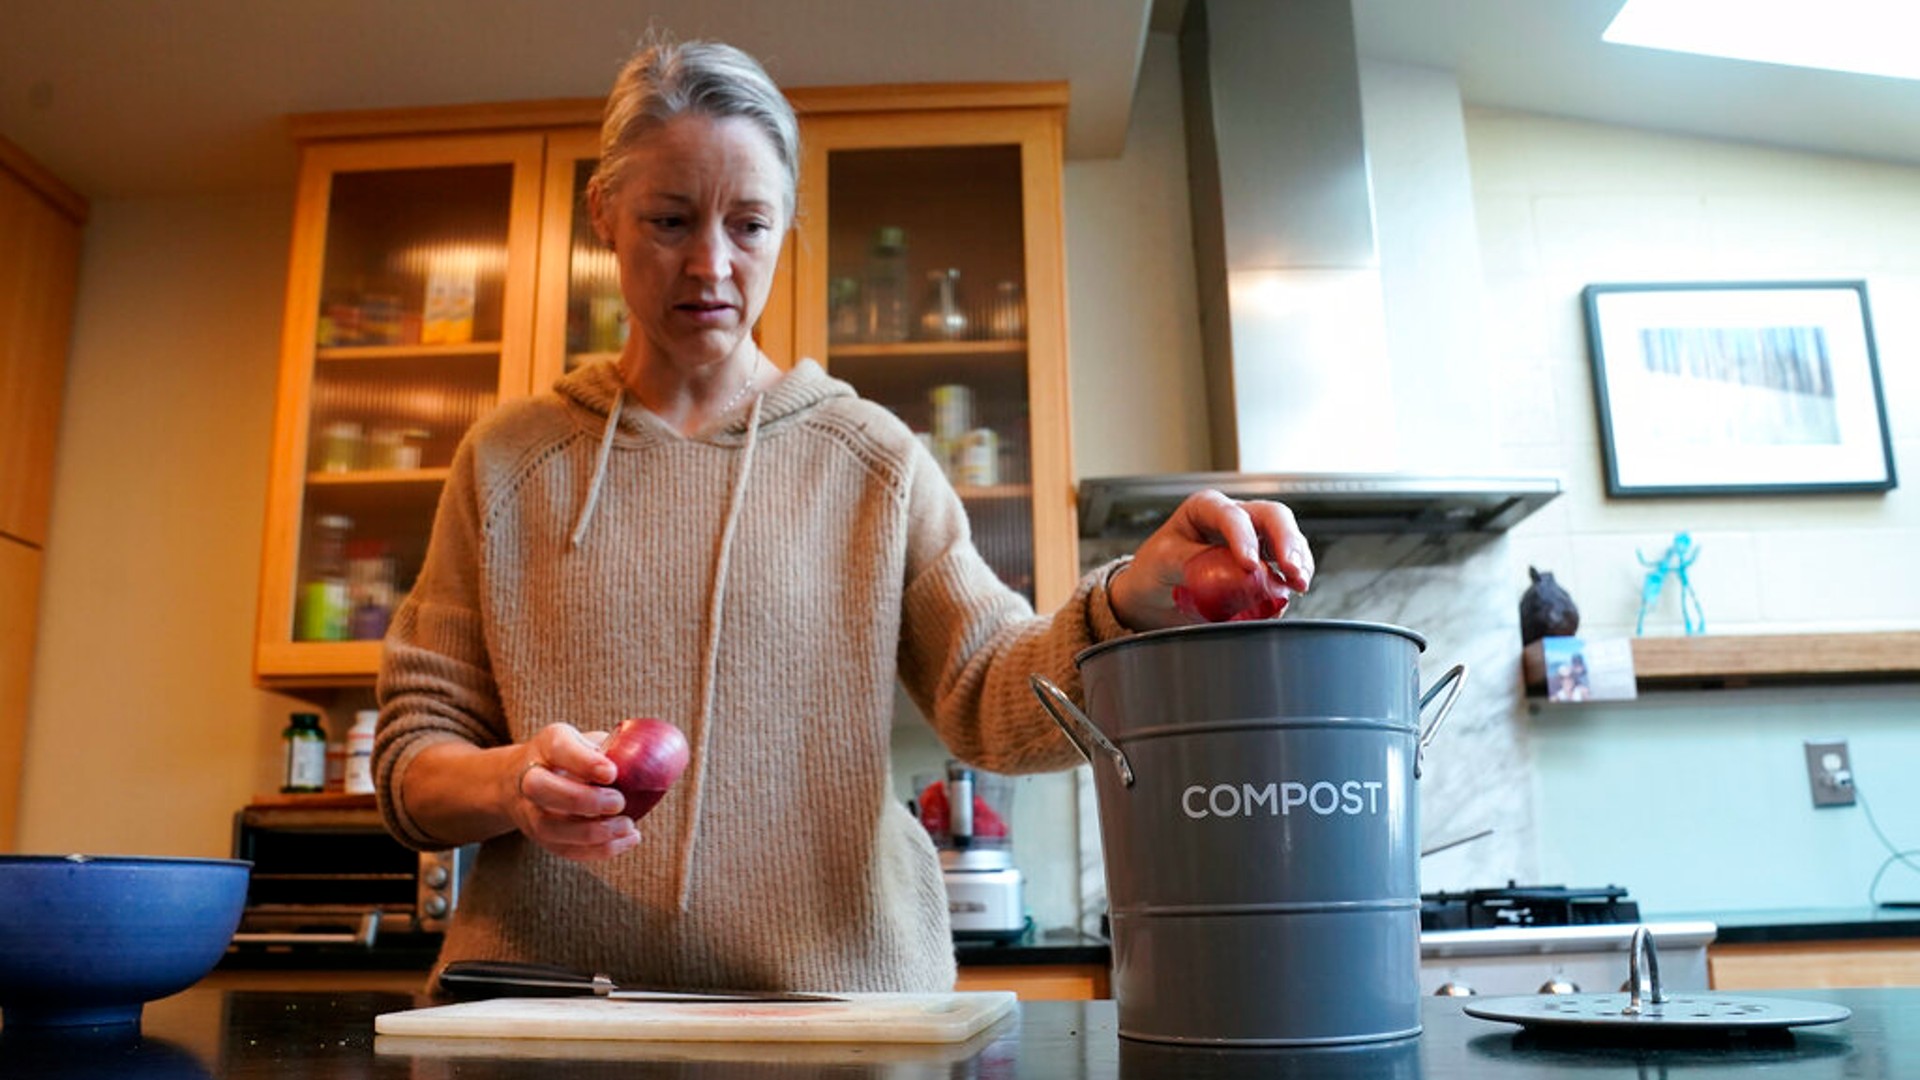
[229,801,474,949]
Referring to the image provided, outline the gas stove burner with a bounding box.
[1420,882,1640,931]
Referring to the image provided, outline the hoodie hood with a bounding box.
[554,356,856,444]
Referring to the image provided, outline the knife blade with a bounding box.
[437,960,845,1004]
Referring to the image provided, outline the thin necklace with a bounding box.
[719,357,764,416]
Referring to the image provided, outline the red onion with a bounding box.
[1171,546,1293,623]
[601,718,690,820]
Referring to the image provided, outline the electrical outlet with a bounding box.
[1804,740,1856,808]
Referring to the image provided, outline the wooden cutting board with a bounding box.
[373,991,1017,1045]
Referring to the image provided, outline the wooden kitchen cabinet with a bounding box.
[0,539,45,851]
[957,963,1110,1001]
[257,83,1078,688]
[0,137,85,549]
[786,84,1078,611]
[254,130,546,687]
[1710,940,1920,989]
[0,136,86,850]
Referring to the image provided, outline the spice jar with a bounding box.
[317,422,364,472]
[986,280,1026,339]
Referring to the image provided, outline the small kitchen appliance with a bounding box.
[229,801,474,951]
[915,762,1027,942]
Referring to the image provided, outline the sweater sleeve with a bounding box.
[894,445,1134,774]
[373,435,512,850]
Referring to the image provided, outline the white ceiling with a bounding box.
[4,0,1919,201]
[1349,0,1920,172]
[0,0,1154,198]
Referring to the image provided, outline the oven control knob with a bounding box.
[1539,977,1582,995]
[424,865,450,888]
[1434,982,1475,997]
[423,895,449,918]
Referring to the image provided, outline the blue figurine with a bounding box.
[1636,532,1705,636]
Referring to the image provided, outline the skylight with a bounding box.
[1603,0,1920,82]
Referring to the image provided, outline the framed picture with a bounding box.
[1581,281,1898,496]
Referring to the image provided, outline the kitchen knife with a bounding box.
[437,960,845,1004]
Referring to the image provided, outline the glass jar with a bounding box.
[317,421,365,472]
[296,514,353,641]
[829,276,864,342]
[986,280,1026,339]
[345,538,396,641]
[917,268,969,341]
[863,226,910,343]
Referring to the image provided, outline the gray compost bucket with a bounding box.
[1032,619,1465,1047]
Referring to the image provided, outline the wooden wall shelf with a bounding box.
[1523,631,1920,692]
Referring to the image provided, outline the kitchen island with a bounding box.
[1,985,1911,1078]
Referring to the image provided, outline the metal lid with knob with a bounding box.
[1462,926,1854,1035]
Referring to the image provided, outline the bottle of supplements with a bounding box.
[281,712,328,794]
[344,710,378,795]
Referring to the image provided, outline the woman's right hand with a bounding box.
[505,723,643,861]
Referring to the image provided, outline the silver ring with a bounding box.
[517,758,543,798]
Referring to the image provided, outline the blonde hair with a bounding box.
[588,35,799,221]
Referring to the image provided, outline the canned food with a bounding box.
[929,385,973,442]
[956,428,999,486]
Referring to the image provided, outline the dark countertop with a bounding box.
[217,907,1920,982]
[3,985,1912,1078]
[972,906,1920,960]
[219,929,1115,973]
[956,927,1110,966]
[1651,906,1920,945]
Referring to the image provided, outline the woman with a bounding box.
[373,35,1313,994]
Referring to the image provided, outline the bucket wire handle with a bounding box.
[1621,926,1668,1015]
[1029,675,1134,787]
[1414,663,1468,779]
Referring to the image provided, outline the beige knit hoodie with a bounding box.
[373,358,1131,993]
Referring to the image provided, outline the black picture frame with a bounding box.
[1581,280,1898,497]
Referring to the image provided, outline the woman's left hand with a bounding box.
[1107,489,1314,631]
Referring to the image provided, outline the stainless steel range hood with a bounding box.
[1077,0,1559,539]
[1080,471,1561,539]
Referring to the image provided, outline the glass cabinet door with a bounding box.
[256,135,543,685]
[532,130,619,387]
[793,100,1075,610]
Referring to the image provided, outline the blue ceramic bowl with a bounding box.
[0,854,250,1028]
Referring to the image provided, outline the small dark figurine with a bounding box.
[1519,566,1580,646]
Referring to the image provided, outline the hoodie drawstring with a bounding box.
[673,390,764,910]
[569,386,625,548]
